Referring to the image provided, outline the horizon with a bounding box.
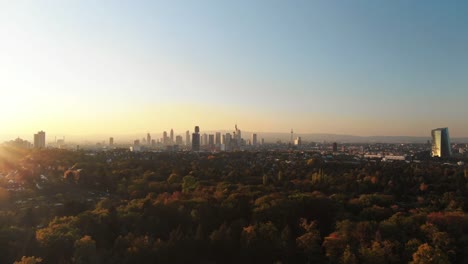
[4,127,468,144]
[1,1,468,138]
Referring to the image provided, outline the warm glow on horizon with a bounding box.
[1,1,468,140]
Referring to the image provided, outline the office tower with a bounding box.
[225,133,232,146]
[333,142,338,152]
[147,133,151,145]
[176,135,183,145]
[186,130,190,146]
[251,133,258,146]
[134,139,140,146]
[163,131,168,145]
[294,137,302,146]
[208,134,215,146]
[109,137,114,146]
[222,135,226,144]
[236,127,242,142]
[170,129,174,144]
[431,127,451,158]
[192,126,200,151]
[261,138,265,145]
[202,133,208,146]
[215,132,221,145]
[34,131,46,149]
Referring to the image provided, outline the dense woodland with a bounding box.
[0,146,468,263]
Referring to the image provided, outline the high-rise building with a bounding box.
[170,129,174,144]
[186,130,190,146]
[431,127,451,158]
[208,134,215,146]
[333,142,338,152]
[147,133,151,145]
[109,137,114,146]
[225,133,232,146]
[192,126,200,151]
[202,133,208,146]
[215,132,221,145]
[294,137,302,146]
[163,131,168,145]
[176,135,183,145]
[34,131,46,149]
[251,133,258,146]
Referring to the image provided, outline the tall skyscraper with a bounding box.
[109,137,114,146]
[163,131,168,145]
[294,137,302,146]
[431,127,451,158]
[215,132,221,145]
[192,126,200,151]
[208,134,215,146]
[34,130,46,149]
[251,133,257,146]
[147,133,151,146]
[170,129,174,144]
[186,130,190,146]
[333,142,338,152]
[176,135,183,145]
[202,133,208,146]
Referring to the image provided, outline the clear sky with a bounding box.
[1,0,467,141]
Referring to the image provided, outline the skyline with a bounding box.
[1,1,468,137]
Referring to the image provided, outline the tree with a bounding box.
[14,256,42,264]
[73,235,98,264]
[411,243,450,264]
[36,216,80,262]
[182,175,199,193]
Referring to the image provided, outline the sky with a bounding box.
[1,0,467,141]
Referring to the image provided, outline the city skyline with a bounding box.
[1,1,468,138]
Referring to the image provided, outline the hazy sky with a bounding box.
[1,0,467,141]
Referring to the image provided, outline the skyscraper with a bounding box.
[34,130,46,149]
[176,135,183,145]
[109,137,114,146]
[215,132,221,145]
[202,133,208,146]
[163,131,168,145]
[186,130,190,146]
[192,126,200,151]
[147,133,151,146]
[431,127,451,158]
[251,133,258,146]
[208,134,215,147]
[170,129,174,144]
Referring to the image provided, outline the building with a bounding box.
[294,137,302,146]
[147,133,151,146]
[208,134,215,147]
[109,137,114,146]
[34,131,46,149]
[170,129,174,144]
[251,133,258,146]
[225,133,232,147]
[215,132,221,145]
[163,131,168,145]
[176,135,183,145]
[333,142,338,152]
[185,130,190,146]
[192,126,200,151]
[202,134,208,146]
[6,138,32,149]
[431,127,451,158]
